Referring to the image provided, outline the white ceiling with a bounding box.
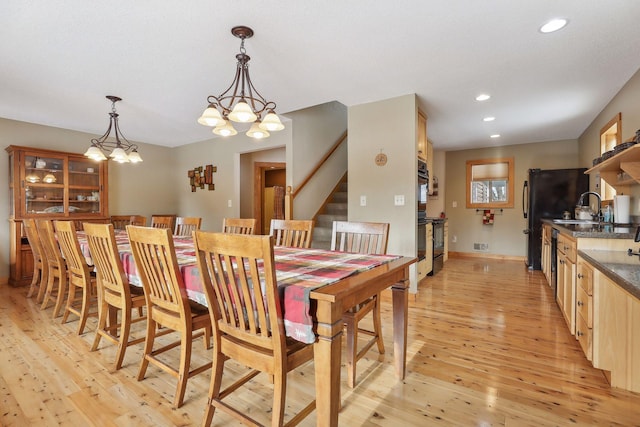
[2,1,640,151]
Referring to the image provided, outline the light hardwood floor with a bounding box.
[1,256,639,426]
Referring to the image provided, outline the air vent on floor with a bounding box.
[473,243,489,251]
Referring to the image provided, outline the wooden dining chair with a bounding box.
[221,217,256,235]
[194,231,315,426]
[150,215,174,230]
[174,216,202,236]
[110,215,132,230]
[331,220,390,388]
[269,219,314,248]
[84,223,150,369]
[55,221,98,334]
[129,215,147,226]
[126,225,212,408]
[36,219,68,318]
[23,218,48,304]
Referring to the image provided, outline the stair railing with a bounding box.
[285,131,347,219]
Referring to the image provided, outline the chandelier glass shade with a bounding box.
[198,26,284,139]
[85,96,143,164]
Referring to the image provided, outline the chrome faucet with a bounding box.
[578,191,602,222]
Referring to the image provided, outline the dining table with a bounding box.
[77,229,415,427]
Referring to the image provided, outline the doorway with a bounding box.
[253,162,286,234]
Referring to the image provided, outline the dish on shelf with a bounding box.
[592,156,602,166]
[43,205,81,213]
[601,149,615,161]
[614,141,637,153]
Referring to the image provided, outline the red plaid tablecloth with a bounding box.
[78,231,400,344]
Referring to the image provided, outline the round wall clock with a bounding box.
[375,152,388,166]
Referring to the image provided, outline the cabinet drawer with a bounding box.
[577,265,593,295]
[576,284,592,328]
[576,312,592,361]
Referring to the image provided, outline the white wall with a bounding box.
[287,101,348,220]
[445,140,581,257]
[173,129,290,232]
[348,94,419,291]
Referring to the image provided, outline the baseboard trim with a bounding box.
[449,251,526,262]
[0,276,8,286]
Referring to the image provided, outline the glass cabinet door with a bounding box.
[69,158,102,215]
[23,154,66,215]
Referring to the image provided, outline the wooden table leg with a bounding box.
[391,275,409,380]
[313,299,343,427]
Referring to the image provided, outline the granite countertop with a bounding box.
[579,249,640,300]
[542,218,638,239]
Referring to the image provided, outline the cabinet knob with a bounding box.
[577,330,583,337]
[577,273,583,279]
[577,300,583,306]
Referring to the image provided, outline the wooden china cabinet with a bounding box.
[6,145,110,286]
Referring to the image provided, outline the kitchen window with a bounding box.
[466,157,514,208]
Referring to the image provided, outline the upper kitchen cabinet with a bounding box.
[417,110,434,178]
[417,111,427,160]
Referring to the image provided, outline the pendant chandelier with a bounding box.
[198,26,284,140]
[84,96,143,163]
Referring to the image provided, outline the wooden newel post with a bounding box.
[285,186,293,220]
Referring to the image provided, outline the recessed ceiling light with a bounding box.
[490,134,501,139]
[483,117,495,122]
[476,94,491,101]
[540,18,567,33]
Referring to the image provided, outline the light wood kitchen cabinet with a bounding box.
[541,224,552,286]
[592,268,640,393]
[417,111,427,160]
[576,257,594,361]
[6,145,109,286]
[556,232,577,334]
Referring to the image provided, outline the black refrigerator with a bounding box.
[523,168,589,270]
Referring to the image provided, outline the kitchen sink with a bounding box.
[552,219,600,225]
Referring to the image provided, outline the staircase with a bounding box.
[311,178,348,250]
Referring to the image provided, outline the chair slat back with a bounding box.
[269,219,314,248]
[84,223,131,304]
[36,219,66,274]
[150,215,174,230]
[23,218,46,272]
[129,215,147,226]
[55,221,92,285]
[194,232,282,350]
[110,215,131,230]
[331,221,390,255]
[222,218,257,235]
[127,225,188,317]
[174,217,202,236]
